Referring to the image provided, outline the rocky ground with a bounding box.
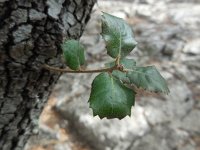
[27,0,200,150]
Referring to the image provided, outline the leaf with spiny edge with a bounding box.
[101,12,137,58]
[127,66,170,94]
[89,72,135,119]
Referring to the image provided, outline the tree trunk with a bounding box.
[0,0,96,149]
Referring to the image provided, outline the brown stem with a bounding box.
[43,64,119,73]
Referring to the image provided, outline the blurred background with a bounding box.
[28,0,200,149]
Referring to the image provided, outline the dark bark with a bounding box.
[0,0,96,149]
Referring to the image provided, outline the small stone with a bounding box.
[183,39,200,55]
[131,125,193,150]
[13,25,33,43]
[111,11,127,19]
[169,5,200,29]
[175,65,197,82]
[54,143,71,150]
[174,109,200,133]
[162,39,184,57]
[29,9,46,21]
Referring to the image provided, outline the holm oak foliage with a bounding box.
[48,12,169,119]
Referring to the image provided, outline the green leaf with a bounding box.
[89,72,135,119]
[127,66,169,93]
[106,58,136,83]
[62,39,85,70]
[101,12,137,58]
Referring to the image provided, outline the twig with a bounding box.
[43,64,123,74]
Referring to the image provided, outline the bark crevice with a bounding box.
[0,0,96,149]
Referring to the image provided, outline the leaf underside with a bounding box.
[127,66,170,93]
[62,39,85,70]
[101,12,137,58]
[89,72,135,119]
[106,59,169,94]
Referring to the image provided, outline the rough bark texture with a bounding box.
[0,0,96,149]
